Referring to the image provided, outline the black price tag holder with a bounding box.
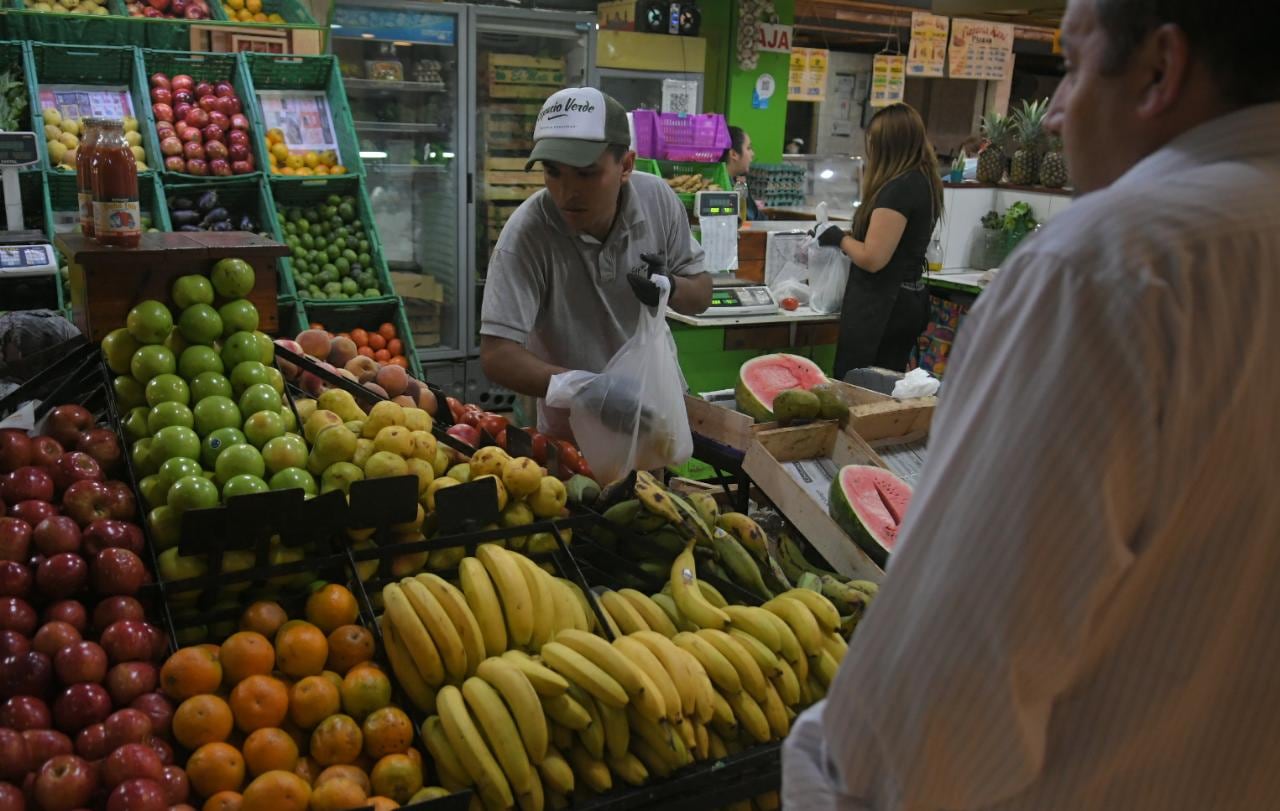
[434,477,502,535]
[505,425,533,459]
[348,474,421,544]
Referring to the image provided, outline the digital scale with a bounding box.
[705,284,779,316]
[0,132,57,280]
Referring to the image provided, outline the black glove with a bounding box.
[578,373,655,435]
[815,223,847,248]
[627,252,678,307]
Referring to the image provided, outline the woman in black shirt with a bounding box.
[814,103,943,377]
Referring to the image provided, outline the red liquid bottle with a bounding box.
[90,119,141,248]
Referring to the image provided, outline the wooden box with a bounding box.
[742,422,887,582]
[59,232,289,343]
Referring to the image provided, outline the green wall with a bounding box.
[702,0,794,164]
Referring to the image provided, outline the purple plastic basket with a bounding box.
[632,109,660,158]
[630,109,730,162]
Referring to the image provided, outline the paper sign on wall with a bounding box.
[870,54,905,108]
[787,47,828,101]
[256,91,339,154]
[907,12,949,77]
[948,18,1015,80]
[662,79,699,115]
[756,23,793,54]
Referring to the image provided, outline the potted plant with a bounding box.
[1001,200,1039,252]
[949,153,965,183]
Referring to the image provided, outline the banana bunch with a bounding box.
[772,529,879,634]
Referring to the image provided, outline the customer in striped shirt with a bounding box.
[783,0,1280,808]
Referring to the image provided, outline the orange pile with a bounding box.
[159,584,428,811]
[308,321,409,370]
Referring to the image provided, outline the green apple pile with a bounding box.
[100,259,311,588]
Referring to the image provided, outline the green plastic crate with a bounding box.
[210,0,314,26]
[0,42,43,170]
[1,4,138,52]
[269,175,393,304]
[47,170,170,233]
[298,296,424,381]
[274,294,304,338]
[26,43,162,177]
[241,52,363,180]
[140,49,264,182]
[656,159,732,210]
[634,158,660,177]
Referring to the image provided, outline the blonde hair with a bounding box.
[852,103,943,239]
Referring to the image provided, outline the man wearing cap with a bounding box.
[479,87,711,440]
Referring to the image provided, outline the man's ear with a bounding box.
[1135,22,1191,120]
[620,149,636,183]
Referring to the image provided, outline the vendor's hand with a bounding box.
[545,371,655,436]
[815,222,846,248]
[627,252,677,307]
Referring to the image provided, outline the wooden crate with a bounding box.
[742,422,888,582]
[483,53,566,71]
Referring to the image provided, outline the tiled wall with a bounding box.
[940,186,1073,270]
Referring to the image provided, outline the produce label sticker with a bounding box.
[256,90,339,154]
[39,85,135,122]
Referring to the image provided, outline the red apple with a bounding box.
[92,549,147,597]
[155,119,175,135]
[52,453,102,494]
[33,517,80,556]
[196,96,218,114]
[0,598,36,636]
[207,111,229,132]
[36,554,88,601]
[204,141,228,162]
[3,651,52,699]
[53,683,111,732]
[104,710,153,753]
[194,82,213,99]
[213,81,234,99]
[150,88,172,106]
[107,779,166,811]
[93,597,144,632]
[0,727,31,781]
[227,144,249,163]
[3,467,54,505]
[209,159,231,177]
[159,136,183,157]
[159,765,187,805]
[103,743,162,788]
[0,632,26,660]
[181,142,204,162]
[171,75,193,93]
[128,694,172,739]
[62,481,113,528]
[178,126,200,145]
[23,728,72,762]
[183,159,207,176]
[200,124,224,144]
[229,114,249,132]
[146,627,166,663]
[0,520,31,563]
[146,0,168,10]
[172,89,193,106]
[53,641,107,686]
[229,96,242,115]
[214,96,235,118]
[230,160,252,176]
[227,129,248,148]
[34,754,97,811]
[149,73,170,90]
[32,622,80,657]
[170,0,188,15]
[183,108,208,129]
[144,735,172,765]
[76,722,110,761]
[151,104,173,123]
[0,782,21,811]
[0,563,30,599]
[10,501,55,529]
[164,156,186,173]
[82,520,143,557]
[0,696,50,731]
[105,663,156,707]
[103,483,137,522]
[45,407,94,450]
[99,622,154,664]
[0,431,31,474]
[43,602,87,635]
[77,430,122,476]
[173,103,192,124]
[29,438,62,471]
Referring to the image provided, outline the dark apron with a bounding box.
[833,265,903,379]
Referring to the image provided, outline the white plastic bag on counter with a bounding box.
[804,202,850,314]
[892,367,940,399]
[771,278,811,306]
[544,278,692,482]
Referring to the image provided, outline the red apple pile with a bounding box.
[126,0,209,20]
[0,410,186,811]
[150,73,254,178]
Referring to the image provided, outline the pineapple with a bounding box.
[1039,134,1068,188]
[1009,98,1048,186]
[977,112,1012,184]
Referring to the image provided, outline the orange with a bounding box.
[288,675,341,729]
[275,621,328,678]
[378,323,396,341]
[388,356,409,370]
[325,625,374,674]
[173,694,234,749]
[187,742,246,797]
[241,770,310,811]
[309,714,363,766]
[402,747,423,778]
[357,346,374,359]
[162,646,223,700]
[321,670,344,691]
[242,727,300,776]
[305,585,359,634]
[220,631,275,685]
[240,602,288,639]
[202,791,242,811]
[386,339,402,357]
[309,778,367,811]
[229,674,290,733]
[293,755,321,786]
[365,798,397,811]
[373,349,390,363]
[340,666,391,721]
[349,329,369,348]
[369,755,421,806]
[366,334,386,352]
[314,766,370,795]
[361,707,413,759]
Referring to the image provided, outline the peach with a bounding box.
[363,382,388,399]
[328,337,357,368]
[296,329,332,360]
[416,388,437,415]
[300,372,325,396]
[402,378,421,401]
[274,339,303,379]
[344,356,379,384]
[375,365,407,398]
[392,396,414,408]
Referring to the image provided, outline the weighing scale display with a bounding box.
[703,285,778,316]
[0,133,39,166]
[697,191,740,219]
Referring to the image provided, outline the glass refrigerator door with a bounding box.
[331,1,468,360]
[468,7,597,354]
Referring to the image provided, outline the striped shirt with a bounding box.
[782,102,1280,810]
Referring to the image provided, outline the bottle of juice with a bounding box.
[90,120,141,248]
[76,118,103,237]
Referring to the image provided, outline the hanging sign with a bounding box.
[948,18,1015,80]
[870,54,905,108]
[756,23,793,53]
[787,48,828,101]
[907,12,950,77]
[662,79,699,115]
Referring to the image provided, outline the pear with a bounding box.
[352,437,375,469]
[311,424,357,468]
[364,450,409,479]
[373,425,415,458]
[318,389,366,423]
[362,400,405,438]
[410,430,437,462]
[321,461,364,494]
[402,407,432,433]
[304,409,342,442]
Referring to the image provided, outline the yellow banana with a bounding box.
[547,578,578,635]
[553,578,590,632]
[629,736,674,779]
[617,588,677,637]
[723,605,782,653]
[588,588,623,638]
[567,682,605,760]
[630,631,697,720]
[625,707,686,772]
[549,722,574,751]
[540,641,629,709]
[512,552,556,650]
[500,650,569,697]
[761,682,790,739]
[725,688,771,744]
[692,719,709,760]
[401,577,467,684]
[755,790,781,811]
[674,631,742,695]
[461,677,536,805]
[706,729,728,760]
[679,646,717,724]
[560,578,598,633]
[553,629,665,721]
[437,685,513,810]
[822,631,849,663]
[606,751,649,787]
[807,673,827,702]
[540,692,592,731]
[649,592,695,633]
[613,636,683,723]
[421,715,472,790]
[593,694,630,759]
[696,628,768,703]
[519,767,544,811]
[772,657,801,707]
[417,573,486,677]
[598,589,651,634]
[729,628,784,680]
[670,541,730,630]
[676,715,697,751]
[477,656,549,764]
[783,587,842,635]
[383,582,445,687]
[459,557,509,657]
[536,744,575,795]
[477,544,535,648]
[568,743,612,794]
[697,579,729,609]
[380,618,437,713]
[409,787,451,803]
[764,595,823,651]
[758,604,809,681]
[812,649,840,689]
[709,689,738,736]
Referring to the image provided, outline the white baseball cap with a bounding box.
[526,87,632,170]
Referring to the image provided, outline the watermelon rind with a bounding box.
[736,353,828,422]
[828,464,912,567]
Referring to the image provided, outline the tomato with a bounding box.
[557,441,584,474]
[576,458,594,481]
[477,412,509,439]
[460,407,482,428]
[530,433,548,465]
[446,396,465,423]
[780,296,800,311]
[494,428,508,450]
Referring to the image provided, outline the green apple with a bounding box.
[156,544,209,579]
[190,371,233,402]
[214,442,265,486]
[172,274,215,309]
[321,461,364,494]
[147,401,194,434]
[221,331,261,369]
[179,346,224,380]
[253,331,275,365]
[178,303,223,345]
[102,328,141,375]
[126,300,173,344]
[158,456,204,497]
[264,366,285,395]
[114,376,147,412]
[239,383,282,417]
[262,434,308,474]
[269,467,317,497]
[164,329,189,356]
[202,426,246,470]
[280,407,297,433]
[230,361,270,396]
[149,425,201,465]
[123,408,152,443]
[149,508,185,552]
[211,258,255,299]
[167,474,220,515]
[138,474,167,509]
[145,373,190,407]
[130,345,176,383]
[193,396,242,436]
[223,474,269,500]
[219,299,259,336]
[131,438,156,476]
[243,410,286,448]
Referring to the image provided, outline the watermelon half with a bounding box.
[828,465,912,566]
[736,353,828,422]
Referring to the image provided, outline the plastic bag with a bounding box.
[771,278,810,306]
[892,367,940,399]
[804,205,850,314]
[545,280,692,482]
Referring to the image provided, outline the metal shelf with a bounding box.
[344,78,448,95]
[353,121,451,135]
